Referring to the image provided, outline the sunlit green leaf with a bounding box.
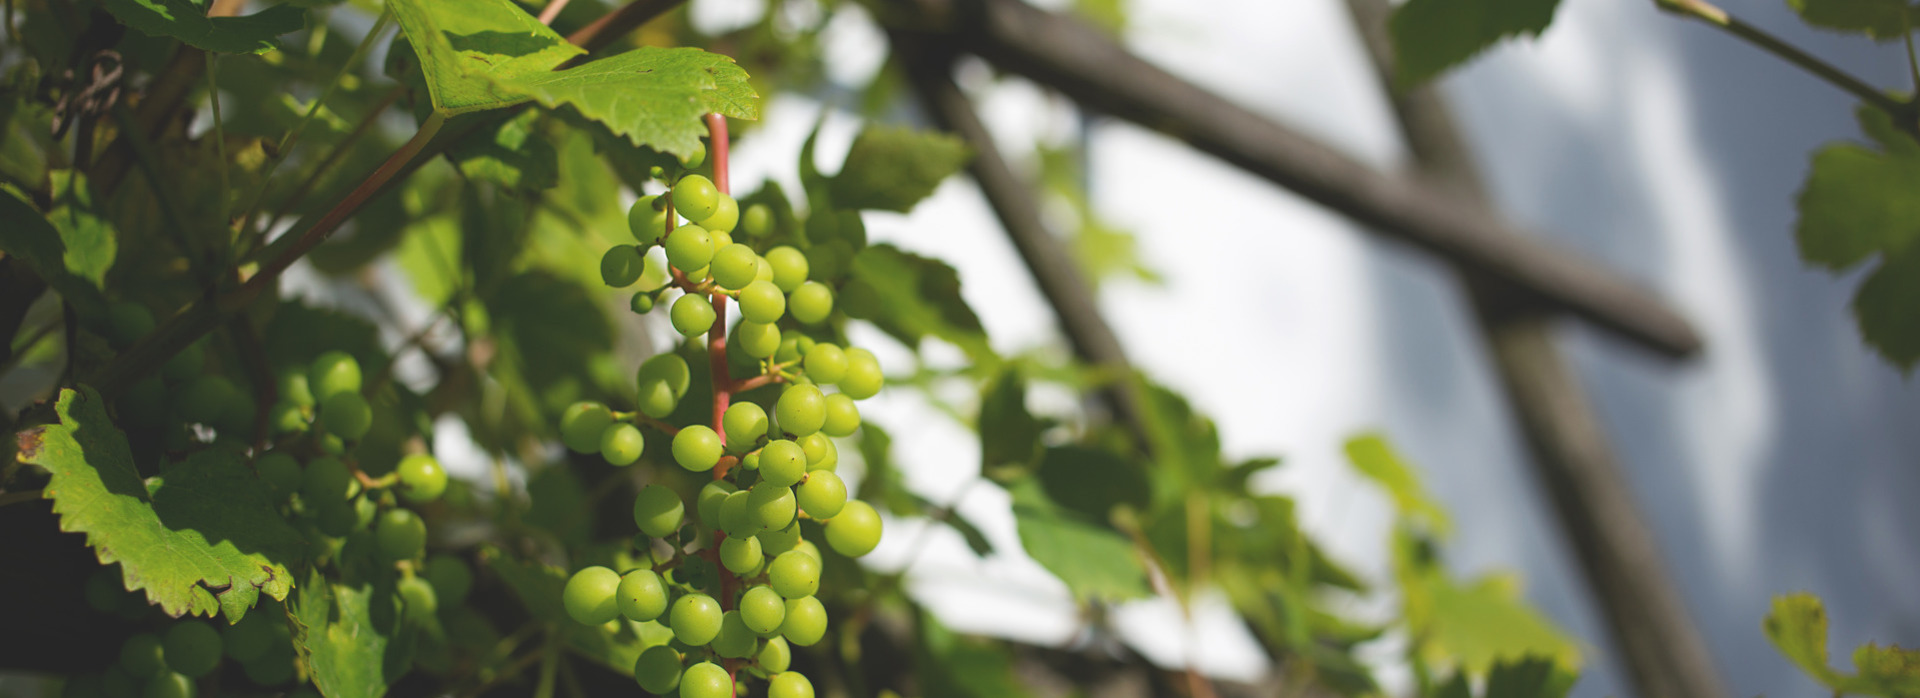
[1765,592,1844,686]
[295,567,409,698]
[1345,432,1451,534]
[491,47,758,161]
[388,0,585,115]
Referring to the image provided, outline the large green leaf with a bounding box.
[16,387,304,621]
[1788,0,1914,40]
[1412,570,1579,674]
[449,108,558,192]
[0,186,106,313]
[1036,446,1149,525]
[1795,107,1920,368]
[491,47,759,161]
[1850,643,1920,695]
[294,568,407,698]
[847,244,993,360]
[1009,480,1150,601]
[978,367,1044,483]
[388,0,585,115]
[1389,0,1562,87]
[827,125,971,212]
[1853,246,1920,369]
[103,0,305,54]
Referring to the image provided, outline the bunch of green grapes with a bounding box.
[563,169,886,698]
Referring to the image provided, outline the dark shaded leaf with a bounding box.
[103,0,305,54]
[1389,0,1561,87]
[828,125,970,212]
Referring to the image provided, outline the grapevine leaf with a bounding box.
[1765,592,1845,686]
[1414,571,1580,674]
[847,245,993,361]
[487,271,612,413]
[1009,480,1151,601]
[1787,0,1914,40]
[0,186,106,313]
[978,367,1044,483]
[102,0,305,54]
[1344,433,1452,535]
[1796,107,1920,369]
[827,125,971,212]
[1134,380,1224,500]
[1853,247,1920,369]
[1483,655,1574,698]
[448,106,558,192]
[1388,0,1562,87]
[294,568,407,698]
[1850,643,1920,695]
[490,46,759,160]
[47,172,117,291]
[387,0,585,115]
[15,387,304,621]
[263,302,387,376]
[916,614,1035,698]
[1036,446,1150,525]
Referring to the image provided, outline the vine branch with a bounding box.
[1656,0,1914,128]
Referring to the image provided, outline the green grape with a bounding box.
[559,402,613,453]
[768,672,814,698]
[754,256,775,284]
[426,555,473,606]
[757,516,801,552]
[696,480,737,530]
[821,394,860,437]
[825,500,883,557]
[669,594,722,645]
[794,540,823,565]
[255,452,302,499]
[779,596,827,646]
[737,281,786,324]
[774,334,815,363]
[719,534,763,574]
[711,611,758,659]
[711,230,733,249]
[776,384,826,437]
[748,482,797,530]
[722,402,769,448]
[680,141,707,169]
[280,371,315,409]
[162,342,204,384]
[375,508,427,562]
[144,672,194,698]
[798,432,837,471]
[601,245,647,287]
[563,566,623,626]
[700,193,740,233]
[840,348,883,400]
[175,375,238,426]
[399,576,438,625]
[120,634,167,678]
[106,302,155,348]
[679,662,730,698]
[321,391,372,442]
[758,440,807,488]
[672,425,723,472]
[395,454,448,503]
[633,484,686,538]
[756,636,792,672]
[301,457,352,504]
[353,494,380,532]
[601,423,645,466]
[671,294,717,337]
[764,246,809,292]
[160,622,220,679]
[719,490,764,537]
[710,243,760,290]
[617,569,669,622]
[802,344,847,384]
[674,175,720,222]
[634,645,682,694]
[788,282,833,325]
[742,204,773,238]
[308,351,362,403]
[629,195,670,244]
[632,292,657,314]
[736,321,781,359]
[636,354,692,419]
[741,451,762,471]
[796,471,847,520]
[767,551,820,599]
[268,400,307,435]
[664,224,716,273]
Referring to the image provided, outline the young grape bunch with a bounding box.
[562,137,889,697]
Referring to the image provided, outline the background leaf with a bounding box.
[1389,0,1562,87]
[1009,480,1150,601]
[102,0,305,54]
[388,0,585,115]
[1788,0,1914,40]
[1765,592,1843,685]
[492,46,759,160]
[827,125,971,212]
[295,568,408,698]
[847,244,992,361]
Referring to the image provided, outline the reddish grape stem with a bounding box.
[706,112,734,481]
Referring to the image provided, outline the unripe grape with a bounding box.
[840,348,883,400]
[308,351,362,403]
[320,391,371,441]
[398,575,438,625]
[710,243,759,290]
[631,292,657,314]
[775,334,815,363]
[780,596,827,646]
[719,490,763,537]
[161,622,221,678]
[255,452,302,499]
[700,194,740,234]
[764,246,808,292]
[821,394,860,437]
[696,480,737,529]
[427,555,473,606]
[776,384,826,437]
[280,371,315,409]
[679,662,730,698]
[711,230,733,249]
[767,550,821,599]
[788,282,833,325]
[632,484,685,538]
[266,400,307,435]
[673,175,721,222]
[144,672,194,698]
[628,195,670,244]
[743,204,773,238]
[794,540,823,565]
[601,423,645,466]
[601,245,646,288]
[796,471,847,520]
[563,567,622,625]
[669,594,723,645]
[375,508,427,562]
[711,611,758,659]
[723,402,769,448]
[664,224,715,273]
[301,456,352,504]
[633,645,682,694]
[757,520,802,555]
[768,672,814,698]
[802,344,847,385]
[825,500,883,557]
[636,354,691,419]
[737,281,786,324]
[754,441,803,489]
[748,482,797,530]
[120,634,168,678]
[719,534,763,575]
[106,302,155,349]
[757,636,792,671]
[175,375,238,427]
[755,256,775,284]
[396,454,448,503]
[163,342,204,384]
[798,432,837,471]
[680,141,707,169]
[671,294,717,338]
[673,426,723,472]
[617,569,669,622]
[559,402,614,454]
[736,321,781,359]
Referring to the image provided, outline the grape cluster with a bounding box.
[563,167,887,697]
